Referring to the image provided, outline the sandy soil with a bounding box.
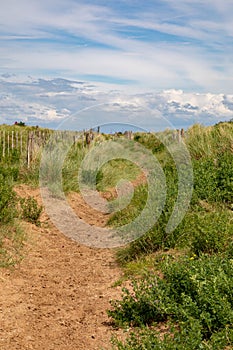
[0,185,127,350]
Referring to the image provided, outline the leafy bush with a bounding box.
[193,151,233,203]
[217,151,233,203]
[108,255,233,348]
[109,123,233,349]
[79,168,98,188]
[19,196,43,226]
[189,210,233,256]
[111,321,233,350]
[192,157,220,202]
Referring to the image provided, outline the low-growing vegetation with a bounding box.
[0,126,44,265]
[106,122,233,349]
[109,255,233,349]
[0,167,25,266]
[19,196,43,226]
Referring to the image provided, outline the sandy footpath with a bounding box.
[0,185,126,350]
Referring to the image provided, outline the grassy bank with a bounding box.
[0,124,46,266]
[106,121,233,349]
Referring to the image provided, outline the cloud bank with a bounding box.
[0,74,232,130]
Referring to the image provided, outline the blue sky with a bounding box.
[0,0,233,129]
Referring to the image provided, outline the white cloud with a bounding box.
[1,75,232,129]
[159,89,233,117]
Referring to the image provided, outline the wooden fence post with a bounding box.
[7,132,10,156]
[2,130,5,157]
[20,132,23,154]
[27,131,33,168]
[16,131,19,149]
[11,131,14,150]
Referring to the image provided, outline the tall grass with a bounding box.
[185,122,233,159]
[107,121,233,349]
[111,122,233,264]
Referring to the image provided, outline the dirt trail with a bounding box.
[0,185,126,350]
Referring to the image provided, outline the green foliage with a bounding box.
[0,173,17,224]
[111,322,233,350]
[188,210,233,256]
[217,151,233,203]
[116,202,232,265]
[0,166,27,267]
[0,148,21,166]
[113,123,233,264]
[192,157,220,202]
[19,196,43,226]
[108,255,233,349]
[193,151,233,203]
[112,162,179,263]
[110,123,233,350]
[79,168,98,188]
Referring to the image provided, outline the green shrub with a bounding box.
[189,210,233,256]
[79,168,98,188]
[108,255,233,347]
[19,196,43,226]
[192,151,233,204]
[217,151,233,203]
[111,321,233,349]
[192,157,220,202]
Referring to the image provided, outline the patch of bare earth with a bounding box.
[0,185,128,350]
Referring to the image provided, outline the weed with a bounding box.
[19,196,43,226]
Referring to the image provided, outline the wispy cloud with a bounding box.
[0,0,232,93]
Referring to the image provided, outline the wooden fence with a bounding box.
[0,129,87,167]
[0,130,52,167]
[0,127,186,167]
